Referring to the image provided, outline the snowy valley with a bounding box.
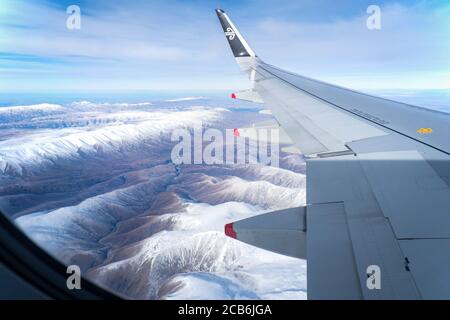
[0,97,307,299]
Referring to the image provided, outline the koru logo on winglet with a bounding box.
[225,27,236,40]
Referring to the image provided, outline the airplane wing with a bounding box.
[216,9,450,300]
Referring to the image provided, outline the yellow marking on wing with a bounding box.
[417,128,433,134]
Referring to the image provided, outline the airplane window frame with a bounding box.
[0,211,120,300]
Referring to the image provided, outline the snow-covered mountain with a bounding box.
[0,98,307,299]
[0,103,66,123]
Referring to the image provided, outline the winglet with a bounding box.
[216,8,256,58]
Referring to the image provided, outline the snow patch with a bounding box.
[166,97,206,102]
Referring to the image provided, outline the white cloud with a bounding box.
[0,1,189,62]
[1,1,449,91]
[253,3,450,89]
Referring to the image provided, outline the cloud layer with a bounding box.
[1,0,449,91]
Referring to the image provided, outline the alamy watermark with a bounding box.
[66,265,81,290]
[367,5,382,30]
[66,5,81,30]
[366,265,381,290]
[170,125,280,167]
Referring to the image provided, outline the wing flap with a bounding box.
[358,150,450,238]
[400,239,450,299]
[307,202,363,300]
[308,156,421,299]
[232,89,264,103]
[255,68,388,156]
[234,119,295,146]
[225,206,306,259]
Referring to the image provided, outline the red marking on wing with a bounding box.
[233,128,240,137]
[231,93,237,99]
[224,223,237,239]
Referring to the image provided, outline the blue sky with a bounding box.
[1,0,449,92]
